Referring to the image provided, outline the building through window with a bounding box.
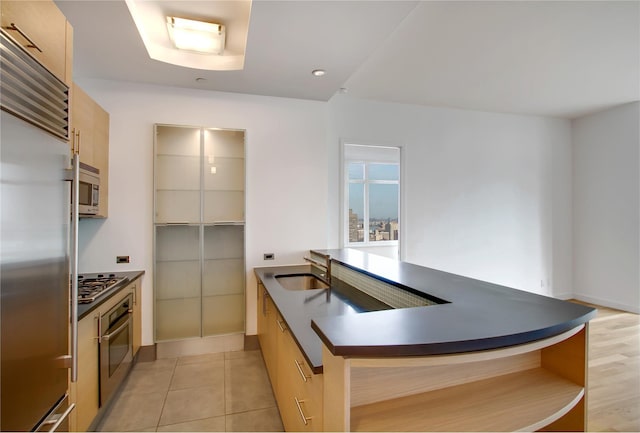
[344,143,400,247]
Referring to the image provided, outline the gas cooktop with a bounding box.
[78,274,128,304]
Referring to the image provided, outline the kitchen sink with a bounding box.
[275,274,330,290]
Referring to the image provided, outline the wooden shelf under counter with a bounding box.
[322,324,588,432]
[350,367,583,432]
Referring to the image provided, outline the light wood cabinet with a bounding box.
[257,283,273,372]
[71,311,99,432]
[71,281,141,432]
[258,289,279,393]
[277,327,323,431]
[0,0,73,84]
[257,287,323,432]
[70,83,110,218]
[131,281,142,357]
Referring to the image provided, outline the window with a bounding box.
[344,143,400,246]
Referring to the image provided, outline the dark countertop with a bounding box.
[78,270,145,320]
[255,264,360,373]
[255,249,596,373]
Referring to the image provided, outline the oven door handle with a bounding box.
[102,314,131,341]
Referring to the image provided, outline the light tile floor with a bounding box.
[97,350,284,432]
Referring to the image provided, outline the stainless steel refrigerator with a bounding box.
[1,29,77,431]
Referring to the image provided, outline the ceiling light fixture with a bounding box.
[166,17,225,55]
[311,69,326,77]
[125,0,251,71]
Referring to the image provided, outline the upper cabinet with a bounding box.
[71,83,110,218]
[1,0,73,85]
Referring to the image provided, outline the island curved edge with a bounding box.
[321,323,588,432]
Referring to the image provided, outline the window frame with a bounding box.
[342,143,401,249]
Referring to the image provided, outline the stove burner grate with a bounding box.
[77,275,128,304]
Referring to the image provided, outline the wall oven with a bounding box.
[99,293,133,406]
[78,163,100,215]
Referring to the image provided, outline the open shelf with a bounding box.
[316,274,588,433]
[350,368,584,432]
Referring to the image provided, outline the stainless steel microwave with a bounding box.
[79,163,100,215]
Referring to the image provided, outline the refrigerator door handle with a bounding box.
[69,154,79,383]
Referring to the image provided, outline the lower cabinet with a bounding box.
[257,286,323,432]
[72,310,99,432]
[132,281,141,357]
[71,279,141,432]
[277,327,323,431]
[257,283,278,389]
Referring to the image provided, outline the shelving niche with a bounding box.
[323,324,588,432]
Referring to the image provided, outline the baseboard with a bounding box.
[136,344,157,363]
[553,292,574,300]
[570,294,640,314]
[244,334,260,350]
[156,333,245,358]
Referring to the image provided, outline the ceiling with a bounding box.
[55,0,639,119]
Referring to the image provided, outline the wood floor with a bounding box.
[574,301,639,432]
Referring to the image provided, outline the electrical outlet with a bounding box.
[117,256,130,264]
[263,253,275,260]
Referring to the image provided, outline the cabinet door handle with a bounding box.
[93,314,101,342]
[76,130,81,154]
[262,290,267,316]
[276,319,287,332]
[294,359,310,382]
[294,397,311,426]
[5,23,43,52]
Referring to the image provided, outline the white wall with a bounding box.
[78,80,636,346]
[77,79,329,343]
[328,95,573,296]
[572,102,640,313]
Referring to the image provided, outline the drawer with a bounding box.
[281,394,317,432]
[281,331,323,431]
[288,337,322,399]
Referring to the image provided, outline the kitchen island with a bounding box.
[254,249,595,432]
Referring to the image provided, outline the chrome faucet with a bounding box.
[304,251,331,287]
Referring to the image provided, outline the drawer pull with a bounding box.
[277,319,287,332]
[294,359,310,382]
[262,290,267,316]
[294,397,311,426]
[5,23,43,52]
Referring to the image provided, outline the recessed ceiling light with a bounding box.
[311,69,326,77]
